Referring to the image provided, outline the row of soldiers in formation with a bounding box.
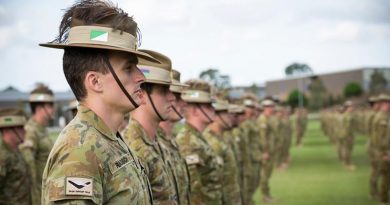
[320,95,390,205]
[0,1,308,204]
[0,82,308,205]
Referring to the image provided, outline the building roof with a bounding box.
[0,86,75,102]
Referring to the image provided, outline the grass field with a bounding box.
[253,120,376,205]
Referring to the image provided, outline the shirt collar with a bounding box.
[76,105,117,141]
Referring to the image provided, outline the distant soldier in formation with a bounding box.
[176,79,223,205]
[0,108,31,205]
[366,96,381,200]
[204,99,242,205]
[19,85,55,205]
[276,107,293,170]
[224,104,247,204]
[159,69,191,205]
[294,107,308,147]
[371,94,390,205]
[257,99,277,203]
[241,94,262,205]
[337,101,356,171]
[122,50,178,204]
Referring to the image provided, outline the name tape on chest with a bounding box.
[185,154,200,165]
[109,154,134,174]
[65,177,93,196]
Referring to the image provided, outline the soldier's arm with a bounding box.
[258,119,269,153]
[176,134,206,205]
[43,147,103,205]
[18,127,39,204]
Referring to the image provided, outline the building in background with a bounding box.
[265,68,390,101]
[0,86,75,127]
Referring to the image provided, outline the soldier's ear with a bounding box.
[85,71,103,94]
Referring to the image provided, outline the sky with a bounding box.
[0,0,389,92]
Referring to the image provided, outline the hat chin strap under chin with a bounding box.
[103,55,139,109]
[196,104,213,124]
[11,128,24,144]
[217,113,230,129]
[146,92,166,121]
[171,105,183,119]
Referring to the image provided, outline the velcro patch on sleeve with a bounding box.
[65,177,93,196]
[216,156,224,165]
[20,139,34,148]
[185,154,200,165]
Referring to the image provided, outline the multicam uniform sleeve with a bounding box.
[43,147,103,205]
[19,125,39,205]
[176,132,205,205]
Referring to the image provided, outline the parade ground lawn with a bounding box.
[253,120,375,205]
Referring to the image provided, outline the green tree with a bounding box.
[343,82,363,98]
[285,63,313,76]
[308,76,327,110]
[369,70,388,94]
[288,89,307,108]
[199,68,231,89]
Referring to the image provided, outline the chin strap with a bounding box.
[103,55,139,108]
[171,105,183,119]
[42,106,54,122]
[216,113,230,129]
[11,128,24,144]
[196,104,213,124]
[146,92,166,121]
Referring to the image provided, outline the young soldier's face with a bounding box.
[149,85,175,120]
[2,127,25,149]
[197,103,215,124]
[38,103,55,122]
[102,51,145,112]
[381,101,390,112]
[217,111,231,129]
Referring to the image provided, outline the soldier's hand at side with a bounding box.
[383,154,389,162]
[262,153,269,161]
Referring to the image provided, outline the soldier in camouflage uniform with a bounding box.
[277,107,293,170]
[257,99,276,203]
[241,94,262,205]
[225,104,246,204]
[176,79,223,205]
[236,104,253,205]
[273,106,284,169]
[122,50,179,204]
[366,96,381,199]
[40,1,159,204]
[159,69,191,205]
[294,108,308,147]
[338,101,356,171]
[0,108,31,205]
[18,85,55,205]
[204,99,242,205]
[372,94,390,205]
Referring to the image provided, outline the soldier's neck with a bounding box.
[83,100,122,134]
[208,122,224,138]
[187,119,207,133]
[132,109,160,141]
[159,121,174,138]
